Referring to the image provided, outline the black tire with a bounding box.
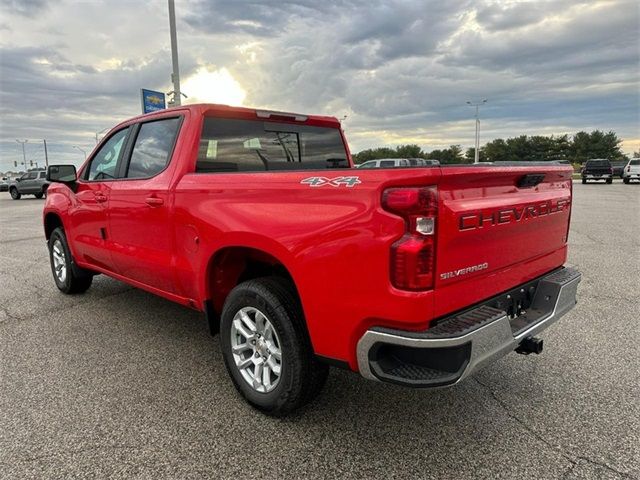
[606,178,613,184]
[623,178,630,184]
[34,192,44,199]
[581,178,586,184]
[220,276,329,416]
[48,227,93,294]
[9,187,20,200]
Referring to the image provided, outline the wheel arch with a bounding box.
[202,244,303,336]
[44,211,64,240]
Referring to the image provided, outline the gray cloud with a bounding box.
[0,0,638,172]
[1,0,48,16]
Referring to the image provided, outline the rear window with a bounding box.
[586,160,610,167]
[630,160,640,166]
[196,117,347,172]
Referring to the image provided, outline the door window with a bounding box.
[126,117,181,179]
[24,172,38,180]
[86,128,130,181]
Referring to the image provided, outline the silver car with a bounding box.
[9,170,49,199]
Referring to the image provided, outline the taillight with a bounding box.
[382,186,437,290]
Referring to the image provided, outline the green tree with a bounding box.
[428,145,464,164]
[352,147,396,164]
[548,135,570,161]
[570,130,624,164]
[483,138,510,162]
[395,144,424,158]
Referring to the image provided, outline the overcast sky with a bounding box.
[0,0,638,171]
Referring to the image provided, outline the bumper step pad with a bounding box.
[358,267,582,387]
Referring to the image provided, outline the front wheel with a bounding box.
[606,178,613,184]
[220,277,328,416]
[34,192,44,199]
[9,187,20,200]
[623,178,630,184]
[48,227,93,294]
[581,178,587,184]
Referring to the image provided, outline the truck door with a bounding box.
[18,171,38,193]
[107,116,183,294]
[67,126,131,271]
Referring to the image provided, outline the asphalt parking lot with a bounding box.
[0,180,638,479]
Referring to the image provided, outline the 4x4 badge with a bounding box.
[300,176,361,188]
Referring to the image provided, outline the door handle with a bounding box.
[145,197,164,207]
[95,194,107,203]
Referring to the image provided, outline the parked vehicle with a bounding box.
[622,159,640,184]
[581,159,613,184]
[358,158,409,168]
[611,161,626,178]
[408,158,440,166]
[9,169,49,199]
[357,158,439,168]
[43,104,581,415]
[0,177,9,192]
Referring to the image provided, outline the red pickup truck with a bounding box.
[43,104,581,415]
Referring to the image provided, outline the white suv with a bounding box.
[623,159,640,184]
[357,158,440,168]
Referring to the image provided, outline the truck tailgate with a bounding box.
[434,165,572,314]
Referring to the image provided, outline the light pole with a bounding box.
[168,0,182,107]
[73,145,87,160]
[466,99,487,164]
[43,139,49,168]
[16,139,28,171]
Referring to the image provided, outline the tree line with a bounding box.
[353,130,630,165]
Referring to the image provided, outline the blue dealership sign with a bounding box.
[140,88,166,114]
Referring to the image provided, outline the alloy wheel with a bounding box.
[52,239,67,283]
[230,306,282,393]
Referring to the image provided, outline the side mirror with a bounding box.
[47,165,77,183]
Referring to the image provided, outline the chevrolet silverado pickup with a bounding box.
[581,158,613,184]
[43,104,581,415]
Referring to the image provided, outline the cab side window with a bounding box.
[126,118,181,179]
[85,128,130,181]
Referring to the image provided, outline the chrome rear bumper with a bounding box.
[357,267,581,387]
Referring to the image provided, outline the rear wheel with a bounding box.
[581,178,586,184]
[220,276,329,416]
[34,192,44,199]
[606,178,613,184]
[48,227,93,294]
[9,187,20,200]
[623,178,630,184]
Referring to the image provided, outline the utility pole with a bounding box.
[466,100,487,164]
[168,0,182,107]
[16,139,28,171]
[43,139,49,168]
